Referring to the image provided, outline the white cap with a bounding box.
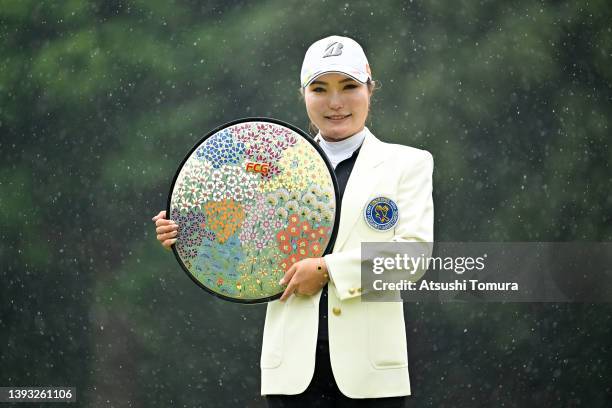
[300,35,372,88]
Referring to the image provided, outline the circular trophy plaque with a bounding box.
[167,118,339,303]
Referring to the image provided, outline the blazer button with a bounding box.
[332,307,342,316]
[348,288,355,295]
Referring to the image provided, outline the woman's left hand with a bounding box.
[279,257,328,302]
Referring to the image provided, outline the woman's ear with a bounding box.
[368,81,376,96]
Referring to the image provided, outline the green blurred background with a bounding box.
[1,0,611,406]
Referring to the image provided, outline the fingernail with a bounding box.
[279,279,285,285]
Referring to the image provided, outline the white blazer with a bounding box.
[260,128,434,398]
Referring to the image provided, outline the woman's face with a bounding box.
[303,73,371,141]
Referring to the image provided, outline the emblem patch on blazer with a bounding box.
[364,197,399,231]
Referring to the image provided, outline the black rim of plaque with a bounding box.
[166,117,341,304]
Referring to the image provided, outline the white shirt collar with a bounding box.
[314,127,367,169]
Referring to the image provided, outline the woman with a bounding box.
[153,35,433,407]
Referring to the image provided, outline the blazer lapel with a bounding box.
[333,129,385,250]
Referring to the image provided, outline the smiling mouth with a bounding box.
[325,114,351,120]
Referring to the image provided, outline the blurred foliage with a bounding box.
[1,0,611,406]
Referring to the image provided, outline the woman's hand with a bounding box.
[279,257,329,302]
[152,210,178,250]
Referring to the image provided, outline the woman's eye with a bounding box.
[344,84,358,90]
[312,87,325,93]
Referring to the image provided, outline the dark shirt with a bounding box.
[318,146,362,341]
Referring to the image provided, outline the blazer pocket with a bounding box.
[260,302,287,369]
[366,302,409,369]
[260,296,313,369]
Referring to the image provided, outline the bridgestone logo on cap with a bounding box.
[323,42,343,58]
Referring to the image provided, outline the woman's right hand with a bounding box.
[152,210,178,249]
